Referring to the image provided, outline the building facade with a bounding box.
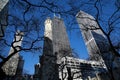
[76,10,120,80]
[43,17,72,61]
[34,17,72,80]
[59,56,109,80]
[2,31,24,78]
[38,17,72,80]
[76,10,109,61]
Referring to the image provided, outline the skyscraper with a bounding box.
[76,11,120,79]
[76,10,109,61]
[39,17,72,80]
[44,17,72,60]
[52,17,72,61]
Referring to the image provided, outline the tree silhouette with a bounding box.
[0,0,120,79]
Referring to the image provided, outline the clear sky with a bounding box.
[2,0,119,75]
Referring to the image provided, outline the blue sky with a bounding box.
[1,0,119,74]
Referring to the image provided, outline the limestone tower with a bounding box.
[43,17,72,60]
[40,17,72,80]
[2,31,24,76]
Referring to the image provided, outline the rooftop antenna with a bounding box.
[54,13,56,17]
[54,8,56,17]
[58,14,61,18]
[58,8,61,18]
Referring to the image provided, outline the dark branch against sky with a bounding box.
[0,0,120,74]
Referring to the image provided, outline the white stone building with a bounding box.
[2,31,24,77]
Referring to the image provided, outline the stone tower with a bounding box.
[39,17,72,80]
[2,31,24,76]
[52,17,72,61]
[76,10,109,61]
[43,17,72,60]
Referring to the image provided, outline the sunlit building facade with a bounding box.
[76,10,120,80]
[76,10,109,61]
[2,31,24,77]
[39,17,72,80]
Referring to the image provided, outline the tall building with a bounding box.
[2,31,24,76]
[76,11,120,80]
[76,10,109,62]
[44,17,72,61]
[38,17,72,80]
[0,0,9,37]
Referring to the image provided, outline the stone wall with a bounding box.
[59,57,109,80]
